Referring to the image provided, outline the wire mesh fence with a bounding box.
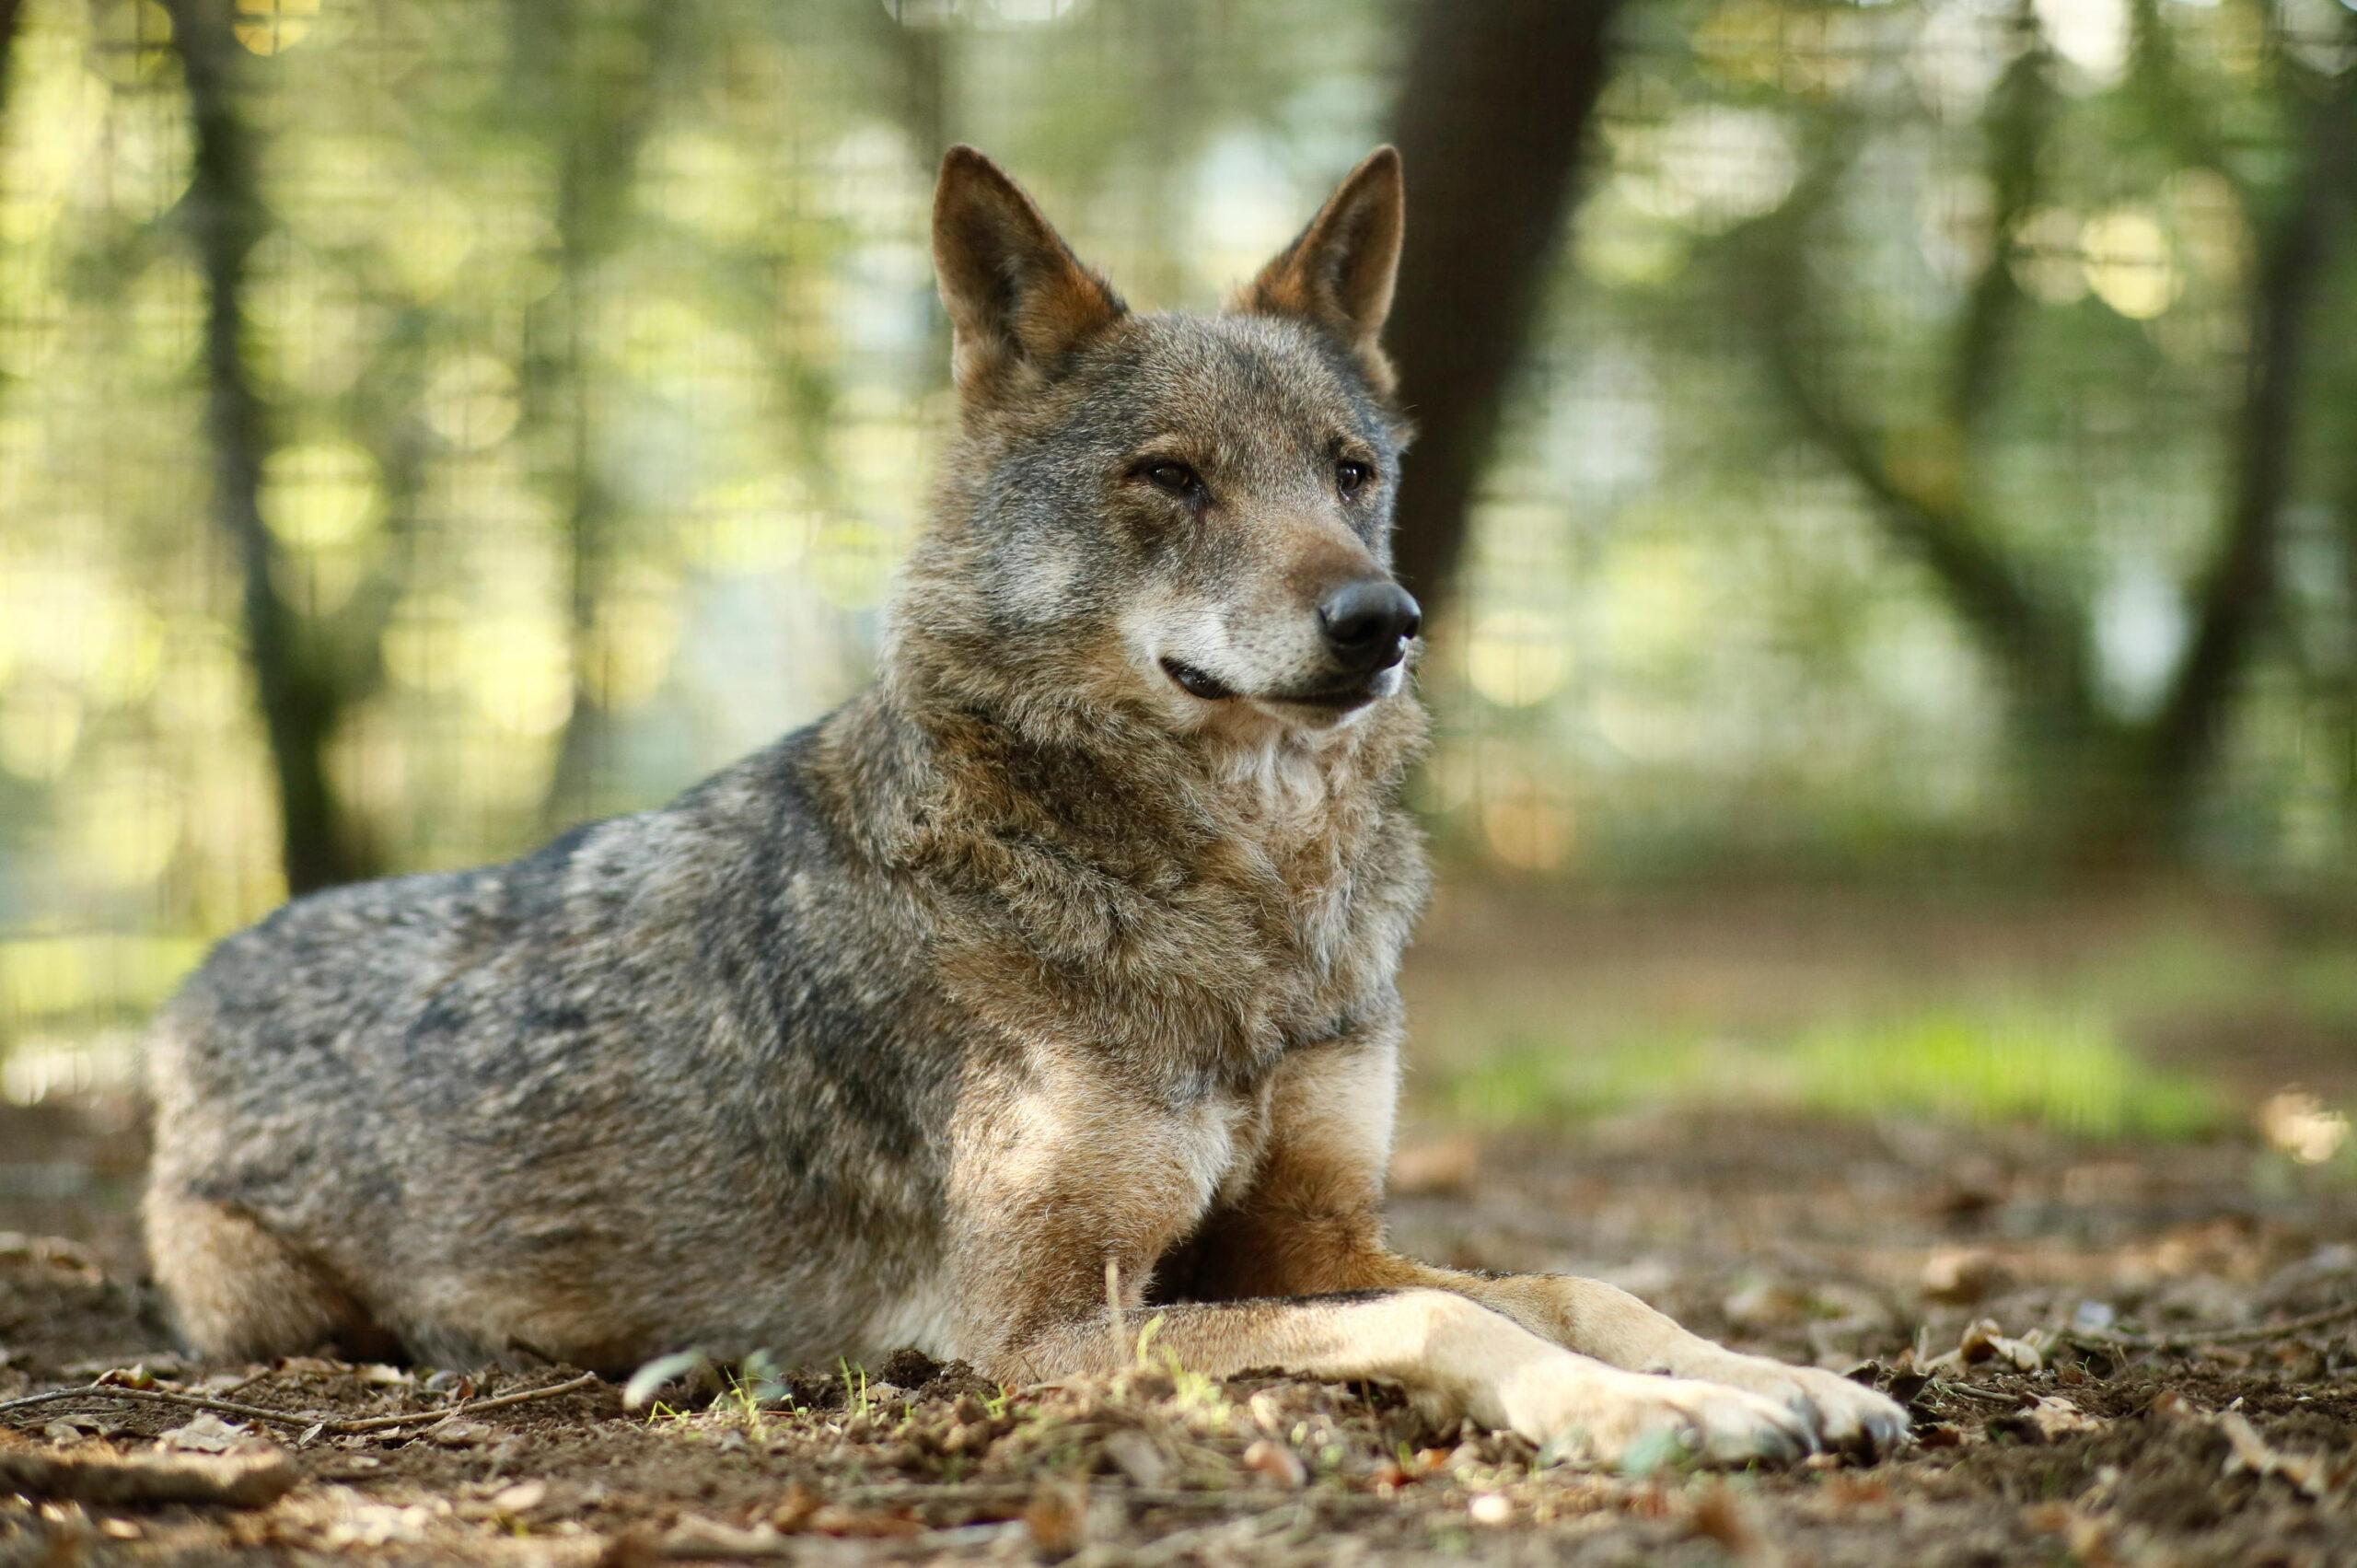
[1,0,2352,1078]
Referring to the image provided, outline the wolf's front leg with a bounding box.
[1406,1269,1909,1454]
[1182,1226,1906,1454]
[941,1058,1809,1468]
[1004,1289,1813,1468]
[1186,1038,1909,1454]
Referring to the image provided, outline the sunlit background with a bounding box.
[2,0,2353,1168]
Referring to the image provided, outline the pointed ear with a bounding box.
[933,145,1125,409]
[1235,146,1404,392]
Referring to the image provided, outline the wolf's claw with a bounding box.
[1691,1356,1910,1456]
[1491,1360,1818,1469]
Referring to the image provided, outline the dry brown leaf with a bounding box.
[1993,1395,2101,1444]
[427,1420,491,1448]
[1922,1249,2009,1305]
[489,1480,547,1515]
[158,1413,250,1454]
[808,1504,921,1539]
[2217,1410,2328,1499]
[656,1516,787,1559]
[768,1482,821,1533]
[1724,1282,1814,1330]
[1958,1319,2045,1373]
[1242,1436,1306,1488]
[1024,1480,1086,1562]
[1687,1482,1780,1564]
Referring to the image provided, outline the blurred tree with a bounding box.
[1739,0,2356,863]
[510,0,692,831]
[1386,0,1623,612]
[0,0,22,130]
[164,0,377,894]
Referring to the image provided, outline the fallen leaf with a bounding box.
[1724,1281,1813,1330]
[1922,1249,2009,1306]
[1687,1483,1769,1562]
[769,1483,821,1532]
[658,1516,785,1558]
[1242,1437,1306,1488]
[159,1413,250,1454]
[1024,1481,1086,1562]
[1991,1395,2101,1444]
[1959,1319,2045,1373]
[490,1480,547,1515]
[2217,1410,2328,1499]
[810,1504,923,1539]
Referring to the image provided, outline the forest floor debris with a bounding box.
[4,1099,2355,1564]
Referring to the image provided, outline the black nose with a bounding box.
[1317,579,1422,673]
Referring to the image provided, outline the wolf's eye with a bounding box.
[1336,459,1372,497]
[1143,461,1203,500]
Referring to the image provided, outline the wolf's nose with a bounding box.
[1318,580,1422,672]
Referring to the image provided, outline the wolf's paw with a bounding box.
[1492,1361,1814,1469]
[1690,1355,1910,1456]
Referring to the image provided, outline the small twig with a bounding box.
[0,1384,319,1432]
[332,1371,601,1432]
[2089,1298,2357,1353]
[0,1370,600,1436]
[211,1367,280,1400]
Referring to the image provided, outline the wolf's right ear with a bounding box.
[933,146,1125,409]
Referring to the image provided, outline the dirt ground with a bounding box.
[5,1088,2355,1566]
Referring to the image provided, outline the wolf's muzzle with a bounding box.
[1318,580,1422,675]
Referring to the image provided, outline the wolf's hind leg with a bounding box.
[144,1191,394,1362]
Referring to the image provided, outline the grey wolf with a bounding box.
[145,145,1905,1467]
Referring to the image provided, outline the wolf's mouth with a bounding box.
[1272,680,1383,711]
[1267,664,1403,713]
[1160,657,1236,702]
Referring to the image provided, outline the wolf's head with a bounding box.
[893,145,1419,749]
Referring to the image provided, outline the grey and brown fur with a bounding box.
[145,147,1905,1467]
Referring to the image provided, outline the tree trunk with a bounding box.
[2131,62,2354,840]
[0,0,25,132]
[166,0,368,895]
[521,0,684,831]
[1383,0,1621,613]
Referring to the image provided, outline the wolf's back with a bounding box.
[144,722,959,1367]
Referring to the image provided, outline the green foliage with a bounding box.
[1436,1005,2219,1140]
[1788,1008,2217,1138]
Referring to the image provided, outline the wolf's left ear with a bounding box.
[934,145,1127,410]
[1236,146,1404,393]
